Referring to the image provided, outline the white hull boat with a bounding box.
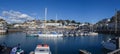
[38,34,63,37]
[35,44,51,54]
[88,32,98,36]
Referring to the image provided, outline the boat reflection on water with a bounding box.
[37,36,64,44]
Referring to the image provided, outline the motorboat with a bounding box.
[35,44,51,54]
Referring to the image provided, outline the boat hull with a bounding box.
[88,32,98,36]
[26,34,38,37]
[102,42,116,50]
[38,34,63,37]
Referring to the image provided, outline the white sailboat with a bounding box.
[88,32,98,36]
[88,24,98,36]
[38,8,63,37]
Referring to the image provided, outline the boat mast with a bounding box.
[44,8,47,34]
[55,14,57,23]
[55,14,58,32]
[115,9,117,34]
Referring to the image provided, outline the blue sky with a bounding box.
[0,0,120,23]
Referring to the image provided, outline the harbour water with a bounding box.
[0,32,116,54]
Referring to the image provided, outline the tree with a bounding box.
[65,20,70,24]
[50,19,55,23]
[77,22,81,24]
[71,20,76,23]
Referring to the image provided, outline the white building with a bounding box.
[45,23,62,26]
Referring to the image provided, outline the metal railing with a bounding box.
[108,49,120,54]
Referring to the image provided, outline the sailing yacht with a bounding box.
[88,24,98,36]
[38,8,63,37]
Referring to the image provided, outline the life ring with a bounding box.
[12,47,17,52]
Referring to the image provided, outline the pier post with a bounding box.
[116,37,120,49]
[118,38,120,49]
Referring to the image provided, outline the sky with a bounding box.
[0,0,120,23]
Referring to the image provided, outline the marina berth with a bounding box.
[0,0,120,54]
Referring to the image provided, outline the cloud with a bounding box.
[0,16,4,19]
[0,16,6,20]
[2,10,34,23]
